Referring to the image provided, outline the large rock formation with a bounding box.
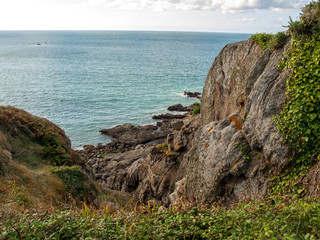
[201,40,266,124]
[81,38,291,206]
[178,39,290,204]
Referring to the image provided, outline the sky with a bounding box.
[0,0,312,33]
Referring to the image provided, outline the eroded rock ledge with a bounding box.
[78,115,200,205]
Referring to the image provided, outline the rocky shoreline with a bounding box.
[77,101,200,205]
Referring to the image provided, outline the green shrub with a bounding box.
[157,142,168,152]
[250,33,274,50]
[192,102,200,116]
[38,131,76,166]
[287,1,320,36]
[251,32,288,50]
[51,166,95,201]
[269,31,288,49]
[276,3,320,166]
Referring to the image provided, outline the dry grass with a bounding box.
[0,106,134,218]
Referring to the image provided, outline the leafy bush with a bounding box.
[251,32,288,50]
[192,102,200,115]
[250,33,274,50]
[51,166,96,201]
[276,1,320,166]
[269,31,289,49]
[287,1,320,36]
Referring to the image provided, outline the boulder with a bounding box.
[167,104,187,111]
[100,123,168,146]
[152,113,187,120]
[184,91,201,99]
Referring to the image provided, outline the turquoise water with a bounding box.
[0,31,250,148]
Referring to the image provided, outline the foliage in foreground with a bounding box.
[1,197,320,239]
[276,0,320,168]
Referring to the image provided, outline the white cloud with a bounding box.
[238,17,256,22]
[82,0,309,13]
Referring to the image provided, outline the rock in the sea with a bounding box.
[100,123,168,146]
[81,115,200,206]
[184,91,201,99]
[152,113,187,120]
[167,103,196,112]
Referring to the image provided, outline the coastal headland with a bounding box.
[1,2,319,237]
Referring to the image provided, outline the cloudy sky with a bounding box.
[0,0,311,33]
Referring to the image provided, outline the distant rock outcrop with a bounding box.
[184,91,201,99]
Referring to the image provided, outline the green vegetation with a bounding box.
[286,1,320,36]
[250,33,273,50]
[51,166,97,202]
[191,102,200,115]
[276,0,320,168]
[250,31,288,50]
[1,197,320,239]
[271,0,320,199]
[235,142,250,162]
[0,106,78,167]
[157,141,168,152]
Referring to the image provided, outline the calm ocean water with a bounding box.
[0,31,250,149]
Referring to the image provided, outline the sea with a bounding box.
[0,31,251,149]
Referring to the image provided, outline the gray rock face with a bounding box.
[201,40,266,125]
[185,114,250,203]
[173,39,291,204]
[86,146,180,204]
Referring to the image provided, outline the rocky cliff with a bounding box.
[181,39,290,204]
[79,37,292,206]
[0,37,312,208]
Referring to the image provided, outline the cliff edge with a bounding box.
[179,39,290,204]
